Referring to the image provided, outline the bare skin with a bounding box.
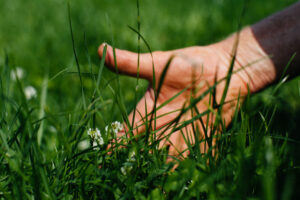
[98,2,300,159]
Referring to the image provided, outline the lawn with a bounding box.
[0,0,300,199]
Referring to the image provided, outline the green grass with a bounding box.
[1,0,300,199]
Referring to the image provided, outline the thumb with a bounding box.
[98,43,171,80]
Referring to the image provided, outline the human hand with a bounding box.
[98,41,250,159]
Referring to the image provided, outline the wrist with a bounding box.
[212,27,277,94]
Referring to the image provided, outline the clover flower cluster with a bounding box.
[105,121,123,136]
[86,122,136,175]
[120,165,132,176]
[86,121,123,148]
[10,67,24,80]
[24,86,37,100]
[87,128,104,145]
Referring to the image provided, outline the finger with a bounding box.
[126,87,181,137]
[156,123,189,159]
[158,116,210,159]
[164,130,190,164]
[125,88,155,136]
[166,145,190,164]
[98,43,172,80]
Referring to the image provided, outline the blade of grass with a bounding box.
[37,74,48,146]
[127,26,156,136]
[94,44,107,97]
[131,0,142,129]
[68,3,86,109]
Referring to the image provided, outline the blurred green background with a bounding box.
[0,0,299,124]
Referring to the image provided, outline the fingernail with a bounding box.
[102,42,110,47]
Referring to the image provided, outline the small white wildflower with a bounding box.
[92,141,98,147]
[87,128,104,145]
[87,128,98,139]
[24,86,37,100]
[78,140,90,150]
[105,121,123,137]
[120,166,126,175]
[120,165,133,176]
[111,121,123,134]
[97,137,104,145]
[10,67,24,80]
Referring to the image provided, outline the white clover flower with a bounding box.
[120,166,126,175]
[112,121,123,132]
[105,121,123,135]
[78,140,90,150]
[10,67,24,80]
[120,165,133,176]
[24,86,37,100]
[87,128,104,145]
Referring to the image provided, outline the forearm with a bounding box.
[215,2,300,93]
